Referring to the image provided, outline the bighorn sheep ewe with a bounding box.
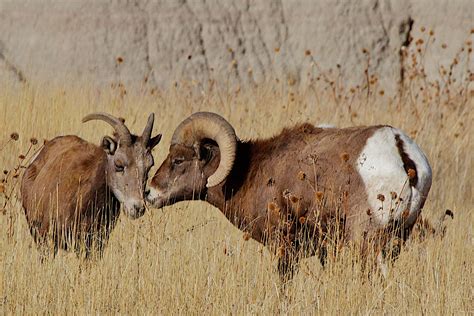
[21,112,161,257]
[146,112,432,281]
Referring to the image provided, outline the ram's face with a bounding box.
[145,112,237,210]
[146,143,212,208]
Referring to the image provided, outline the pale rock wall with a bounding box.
[0,0,472,91]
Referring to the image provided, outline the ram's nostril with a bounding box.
[145,189,150,196]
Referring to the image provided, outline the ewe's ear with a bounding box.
[102,136,117,155]
[148,134,162,150]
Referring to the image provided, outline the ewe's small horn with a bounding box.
[82,112,132,145]
[171,112,237,188]
[141,113,155,146]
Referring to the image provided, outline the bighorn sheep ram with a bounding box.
[147,112,433,281]
[21,112,161,257]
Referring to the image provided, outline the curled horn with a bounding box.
[171,112,237,188]
[82,112,132,145]
[141,113,155,146]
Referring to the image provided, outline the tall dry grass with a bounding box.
[0,31,473,314]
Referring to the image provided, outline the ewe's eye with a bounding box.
[172,157,185,166]
[114,161,125,172]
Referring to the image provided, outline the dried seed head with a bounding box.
[305,49,311,56]
[390,191,398,200]
[366,208,372,216]
[267,202,279,213]
[392,238,401,247]
[340,152,349,162]
[429,30,434,36]
[0,184,4,193]
[18,154,25,160]
[274,47,280,53]
[297,171,306,180]
[299,216,306,224]
[407,168,416,179]
[243,232,250,241]
[420,26,426,32]
[415,39,423,45]
[402,209,410,219]
[315,191,324,202]
[3,170,8,175]
[379,90,385,96]
[277,246,285,258]
[441,43,447,49]
[377,194,385,202]
[287,77,296,86]
[10,133,19,141]
[116,56,124,64]
[290,195,300,204]
[30,137,38,145]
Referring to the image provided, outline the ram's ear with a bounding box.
[194,141,216,162]
[101,136,117,155]
[148,134,162,150]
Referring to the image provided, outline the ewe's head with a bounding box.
[146,112,237,208]
[83,112,161,219]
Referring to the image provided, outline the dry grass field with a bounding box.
[0,38,473,314]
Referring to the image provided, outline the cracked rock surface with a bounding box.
[0,0,472,90]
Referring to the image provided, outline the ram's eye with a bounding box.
[172,157,185,166]
[114,162,125,172]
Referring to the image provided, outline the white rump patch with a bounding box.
[356,127,412,226]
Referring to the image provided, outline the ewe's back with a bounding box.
[21,135,114,245]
